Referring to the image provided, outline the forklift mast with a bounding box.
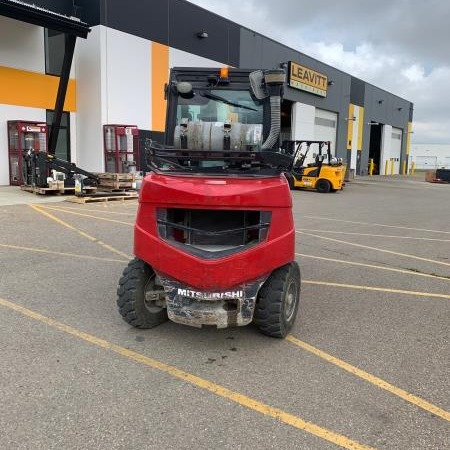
[291,140,331,170]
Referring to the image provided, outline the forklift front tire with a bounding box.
[117,258,168,329]
[253,262,301,338]
[316,179,331,193]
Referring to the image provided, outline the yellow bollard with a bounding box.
[369,158,374,176]
[402,160,406,175]
[411,161,416,175]
[390,158,395,175]
[384,159,389,176]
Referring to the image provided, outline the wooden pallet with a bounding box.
[95,173,141,190]
[96,172,136,181]
[98,181,135,189]
[21,185,97,195]
[66,193,138,203]
[96,186,137,193]
[425,170,437,182]
[429,179,450,184]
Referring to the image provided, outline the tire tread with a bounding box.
[116,258,168,329]
[254,263,301,338]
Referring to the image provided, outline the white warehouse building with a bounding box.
[409,144,450,170]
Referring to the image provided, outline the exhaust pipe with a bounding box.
[261,69,285,150]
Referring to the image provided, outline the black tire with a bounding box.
[316,179,331,193]
[117,258,168,329]
[253,262,301,338]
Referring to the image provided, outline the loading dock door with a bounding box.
[291,105,337,166]
[391,127,402,173]
[369,123,382,174]
[314,109,337,156]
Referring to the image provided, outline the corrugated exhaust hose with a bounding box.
[262,96,281,150]
[260,69,285,150]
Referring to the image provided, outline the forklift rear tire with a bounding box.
[117,258,168,329]
[316,179,331,193]
[253,262,301,338]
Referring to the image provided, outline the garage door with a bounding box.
[314,109,337,160]
[391,127,402,173]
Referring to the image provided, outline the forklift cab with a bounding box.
[165,68,264,170]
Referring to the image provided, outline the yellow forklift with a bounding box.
[284,140,345,193]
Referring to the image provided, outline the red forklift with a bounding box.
[117,67,300,338]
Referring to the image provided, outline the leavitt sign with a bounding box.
[289,61,328,97]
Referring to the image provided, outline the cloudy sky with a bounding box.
[189,0,450,144]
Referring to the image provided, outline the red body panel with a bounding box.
[134,173,295,290]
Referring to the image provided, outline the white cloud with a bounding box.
[188,0,450,143]
[402,65,425,83]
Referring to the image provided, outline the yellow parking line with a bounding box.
[0,243,127,263]
[45,205,136,216]
[302,216,450,235]
[286,336,450,422]
[303,280,450,300]
[40,205,133,226]
[0,297,374,450]
[116,201,139,208]
[298,231,450,268]
[29,205,132,260]
[29,204,95,240]
[295,253,450,282]
[297,229,450,242]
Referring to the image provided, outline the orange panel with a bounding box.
[151,42,169,132]
[0,66,76,111]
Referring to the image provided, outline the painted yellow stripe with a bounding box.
[29,205,132,260]
[302,215,450,235]
[406,122,412,156]
[0,243,127,263]
[41,205,134,226]
[347,104,354,150]
[29,204,95,240]
[357,107,364,150]
[298,231,450,268]
[297,228,450,242]
[46,205,136,216]
[286,336,450,422]
[0,66,76,111]
[0,297,374,450]
[303,280,450,300]
[152,42,169,132]
[295,253,450,282]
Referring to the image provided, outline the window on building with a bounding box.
[314,117,336,128]
[46,111,71,161]
[44,29,65,76]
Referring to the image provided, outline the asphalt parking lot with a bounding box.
[0,175,449,450]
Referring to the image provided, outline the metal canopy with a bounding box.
[0,0,89,38]
[0,0,91,156]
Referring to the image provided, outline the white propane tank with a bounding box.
[174,121,262,151]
